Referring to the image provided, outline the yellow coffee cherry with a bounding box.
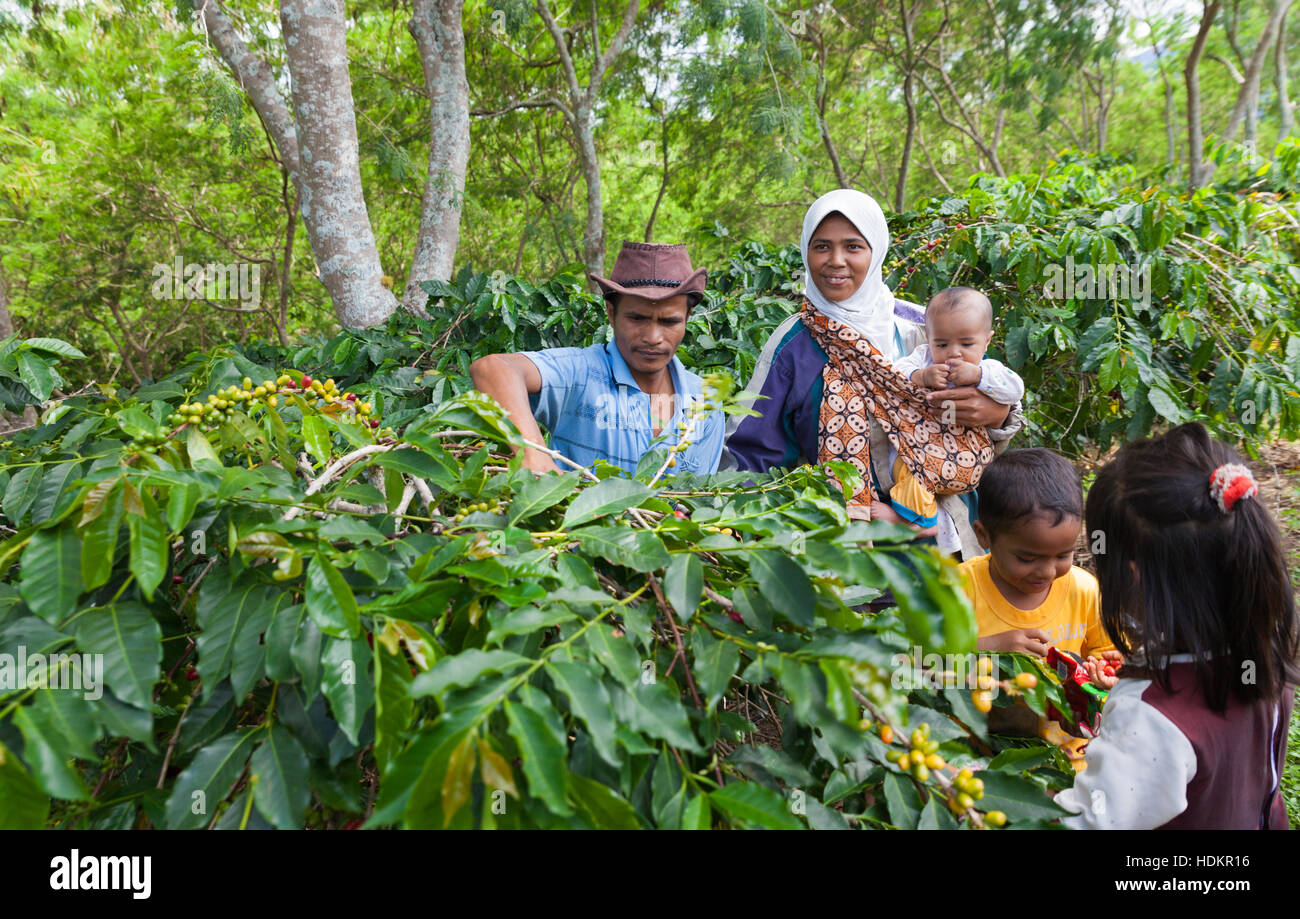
[914,763,930,783]
[976,674,994,691]
[957,793,975,810]
[973,691,992,713]
[267,396,278,407]
[879,724,894,745]
[897,752,911,771]
[977,656,993,677]
[1014,672,1038,689]
[985,810,1007,827]
[242,377,253,389]
[926,754,945,770]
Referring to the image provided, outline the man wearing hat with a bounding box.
[469,241,725,476]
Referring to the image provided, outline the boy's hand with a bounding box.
[915,365,948,390]
[977,628,1051,656]
[946,359,982,387]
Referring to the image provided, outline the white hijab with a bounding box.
[800,189,896,353]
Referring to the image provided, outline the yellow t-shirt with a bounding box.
[958,553,1116,658]
[958,553,1117,772]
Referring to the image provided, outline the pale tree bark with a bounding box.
[279,0,396,328]
[1278,8,1295,140]
[1222,0,1294,145]
[197,0,401,328]
[405,0,469,315]
[1186,1,1222,189]
[536,0,641,282]
[0,266,14,339]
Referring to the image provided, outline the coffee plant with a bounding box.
[1,155,1296,829]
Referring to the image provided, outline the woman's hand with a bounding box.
[924,387,1011,428]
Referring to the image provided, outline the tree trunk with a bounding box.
[404,0,470,315]
[1186,1,1221,189]
[1279,8,1295,140]
[574,103,606,281]
[1223,0,1293,142]
[0,266,14,339]
[279,0,397,328]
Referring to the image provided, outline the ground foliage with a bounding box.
[1,158,1298,829]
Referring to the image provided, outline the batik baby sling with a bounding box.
[800,302,995,509]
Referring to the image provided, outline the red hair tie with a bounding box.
[1208,463,1258,513]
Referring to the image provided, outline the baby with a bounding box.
[889,287,1025,528]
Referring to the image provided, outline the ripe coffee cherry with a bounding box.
[727,611,744,624]
[185,667,200,681]
[973,690,992,713]
[879,724,894,745]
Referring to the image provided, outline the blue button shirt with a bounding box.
[521,341,725,476]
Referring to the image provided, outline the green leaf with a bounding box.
[80,487,124,590]
[21,338,85,359]
[127,502,167,602]
[680,793,711,830]
[546,660,620,767]
[883,771,922,829]
[618,681,703,752]
[568,773,643,829]
[504,694,573,817]
[186,426,222,470]
[30,460,82,525]
[3,465,41,526]
[507,471,579,525]
[321,635,373,746]
[75,602,161,710]
[664,553,703,622]
[709,782,804,830]
[749,550,815,627]
[0,742,50,828]
[975,769,1070,821]
[372,446,460,491]
[165,484,201,534]
[410,649,530,699]
[196,579,280,693]
[574,525,670,571]
[562,478,652,529]
[301,414,331,466]
[374,644,415,777]
[305,555,360,638]
[164,730,260,829]
[19,525,82,625]
[15,350,54,401]
[251,724,310,830]
[12,690,96,799]
[318,516,387,545]
[583,621,642,688]
[691,628,739,711]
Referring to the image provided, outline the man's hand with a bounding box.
[945,359,982,388]
[977,628,1051,656]
[925,386,1012,427]
[915,365,948,390]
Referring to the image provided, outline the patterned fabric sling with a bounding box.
[800,301,994,508]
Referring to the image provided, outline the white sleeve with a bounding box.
[975,359,1025,405]
[1054,679,1197,830]
[892,344,931,383]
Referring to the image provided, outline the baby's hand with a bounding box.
[946,359,982,388]
[977,628,1051,657]
[914,365,948,390]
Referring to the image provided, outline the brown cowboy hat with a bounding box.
[590,241,708,307]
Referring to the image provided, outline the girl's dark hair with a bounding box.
[976,448,1083,537]
[1085,422,1300,711]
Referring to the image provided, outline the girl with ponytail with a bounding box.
[1056,423,1299,829]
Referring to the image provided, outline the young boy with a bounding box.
[958,448,1121,766]
[889,287,1024,528]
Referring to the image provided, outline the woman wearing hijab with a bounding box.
[724,189,1023,559]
